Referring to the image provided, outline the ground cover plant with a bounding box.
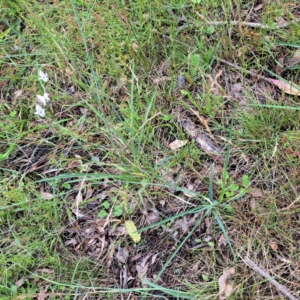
[0,0,300,299]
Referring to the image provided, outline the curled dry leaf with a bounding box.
[136,254,150,278]
[85,185,93,200]
[169,139,188,150]
[116,246,129,264]
[217,234,227,248]
[218,267,236,300]
[269,241,278,251]
[269,79,300,96]
[143,208,160,225]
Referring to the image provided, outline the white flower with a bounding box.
[36,93,50,106]
[43,92,50,101]
[34,104,45,117]
[38,70,49,82]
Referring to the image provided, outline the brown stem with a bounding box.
[244,256,298,300]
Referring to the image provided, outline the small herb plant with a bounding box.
[217,172,252,199]
[98,193,134,218]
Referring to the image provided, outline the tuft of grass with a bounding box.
[1,0,300,299]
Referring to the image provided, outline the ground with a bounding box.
[0,1,300,299]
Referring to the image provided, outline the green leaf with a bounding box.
[10,111,17,117]
[0,28,11,39]
[229,183,239,191]
[208,241,214,247]
[102,201,110,209]
[206,26,215,34]
[113,204,123,217]
[242,175,251,187]
[225,191,234,197]
[98,210,107,218]
[202,274,209,281]
[190,54,201,77]
[0,143,15,161]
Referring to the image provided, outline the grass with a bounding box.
[1,0,300,299]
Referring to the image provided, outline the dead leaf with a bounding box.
[183,183,196,197]
[85,185,93,200]
[13,89,22,99]
[230,83,242,94]
[218,267,236,300]
[277,17,286,26]
[65,67,73,76]
[250,198,257,211]
[37,289,47,300]
[15,278,24,288]
[251,188,263,198]
[136,255,150,278]
[152,76,171,84]
[65,238,78,246]
[151,253,158,265]
[132,43,139,53]
[143,208,160,225]
[286,49,300,67]
[40,191,54,200]
[169,139,188,150]
[254,3,263,10]
[73,190,83,208]
[106,245,115,268]
[72,179,85,217]
[269,241,278,251]
[116,246,129,264]
[36,268,54,274]
[268,79,300,96]
[175,217,190,233]
[217,234,227,248]
[136,264,148,278]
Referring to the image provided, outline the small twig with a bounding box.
[243,256,298,300]
[176,18,300,32]
[218,58,272,83]
[280,194,300,211]
[190,109,217,143]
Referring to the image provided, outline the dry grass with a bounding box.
[0,0,300,299]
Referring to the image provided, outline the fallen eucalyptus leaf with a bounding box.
[268,79,300,96]
[218,267,235,300]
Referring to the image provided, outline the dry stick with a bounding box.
[218,58,273,84]
[244,257,298,300]
[280,194,300,211]
[176,18,300,32]
[191,109,217,143]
